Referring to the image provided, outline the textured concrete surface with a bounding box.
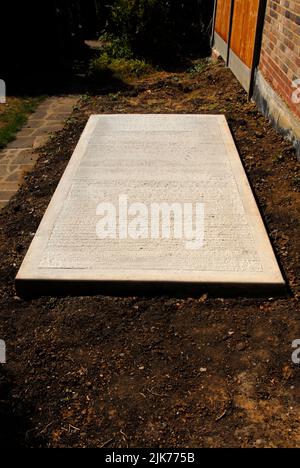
[0,96,78,208]
[16,114,285,296]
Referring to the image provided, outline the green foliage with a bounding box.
[89,51,152,81]
[89,0,213,82]
[104,0,212,63]
[99,32,134,60]
[187,59,209,75]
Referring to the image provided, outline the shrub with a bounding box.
[89,52,152,81]
[104,0,213,63]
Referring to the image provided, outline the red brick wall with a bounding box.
[259,0,300,118]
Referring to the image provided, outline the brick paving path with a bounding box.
[0,96,78,210]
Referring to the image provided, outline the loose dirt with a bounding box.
[0,61,300,448]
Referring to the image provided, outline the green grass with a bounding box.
[187,59,209,75]
[0,97,44,149]
[89,52,153,82]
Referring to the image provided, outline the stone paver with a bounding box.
[0,96,78,208]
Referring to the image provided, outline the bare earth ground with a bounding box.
[0,61,300,448]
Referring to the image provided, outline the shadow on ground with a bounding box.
[1,43,133,99]
[1,40,213,98]
[0,367,42,448]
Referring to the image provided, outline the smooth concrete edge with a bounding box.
[253,70,300,160]
[228,49,251,94]
[15,278,288,300]
[15,115,100,283]
[214,33,228,62]
[213,35,251,93]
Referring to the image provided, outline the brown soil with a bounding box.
[0,60,300,448]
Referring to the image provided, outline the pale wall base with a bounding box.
[253,70,300,160]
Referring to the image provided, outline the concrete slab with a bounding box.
[16,114,285,297]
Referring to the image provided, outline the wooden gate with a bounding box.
[213,0,266,95]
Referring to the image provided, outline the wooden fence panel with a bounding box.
[230,0,260,69]
[215,0,231,41]
[214,0,231,61]
[213,0,265,94]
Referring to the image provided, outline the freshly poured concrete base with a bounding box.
[16,114,285,297]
